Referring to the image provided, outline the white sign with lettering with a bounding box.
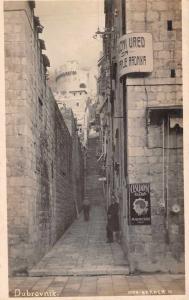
[118,33,153,77]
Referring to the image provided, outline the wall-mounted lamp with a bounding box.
[93,27,115,39]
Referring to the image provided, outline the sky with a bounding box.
[35,0,105,72]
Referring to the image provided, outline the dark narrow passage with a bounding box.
[29,136,129,276]
[85,136,105,207]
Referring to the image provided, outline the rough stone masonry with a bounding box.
[125,0,183,273]
[102,0,184,273]
[4,1,84,275]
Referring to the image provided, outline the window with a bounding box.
[76,102,79,106]
[38,97,43,121]
[167,20,173,31]
[171,69,176,78]
[80,83,86,88]
[146,106,183,149]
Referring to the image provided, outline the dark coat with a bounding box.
[107,202,120,231]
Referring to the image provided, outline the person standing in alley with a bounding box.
[106,193,120,243]
[83,199,90,221]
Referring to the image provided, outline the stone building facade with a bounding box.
[4,1,84,275]
[97,0,184,273]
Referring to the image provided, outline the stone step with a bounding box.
[85,188,102,190]
[85,181,102,185]
[84,195,104,198]
[29,266,130,277]
[85,188,102,192]
[85,182,102,186]
[83,136,105,208]
[86,178,101,182]
[84,197,103,200]
[85,195,104,198]
[86,182,101,184]
[85,188,102,191]
[86,177,100,180]
[85,182,101,185]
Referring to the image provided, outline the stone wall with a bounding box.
[126,85,183,273]
[124,0,184,273]
[61,106,85,215]
[102,0,184,273]
[4,1,84,275]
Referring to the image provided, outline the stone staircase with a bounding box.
[84,136,105,207]
[29,135,129,277]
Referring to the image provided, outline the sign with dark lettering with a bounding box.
[128,183,151,225]
[118,33,153,77]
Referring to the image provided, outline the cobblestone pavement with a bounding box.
[9,274,185,297]
[9,206,185,297]
[29,206,129,276]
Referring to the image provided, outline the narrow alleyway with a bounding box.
[29,206,128,276]
[29,136,129,276]
[9,136,185,296]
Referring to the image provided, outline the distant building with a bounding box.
[51,61,96,145]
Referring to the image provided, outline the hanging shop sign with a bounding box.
[128,183,151,225]
[118,33,153,77]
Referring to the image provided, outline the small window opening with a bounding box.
[171,69,176,78]
[167,20,173,31]
[38,97,43,106]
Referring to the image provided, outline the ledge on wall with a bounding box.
[42,54,50,68]
[34,16,44,33]
[39,39,46,50]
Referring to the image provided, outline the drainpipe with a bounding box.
[122,0,128,180]
[166,115,170,243]
[162,118,165,209]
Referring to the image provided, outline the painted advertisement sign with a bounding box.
[118,33,153,77]
[128,183,151,225]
